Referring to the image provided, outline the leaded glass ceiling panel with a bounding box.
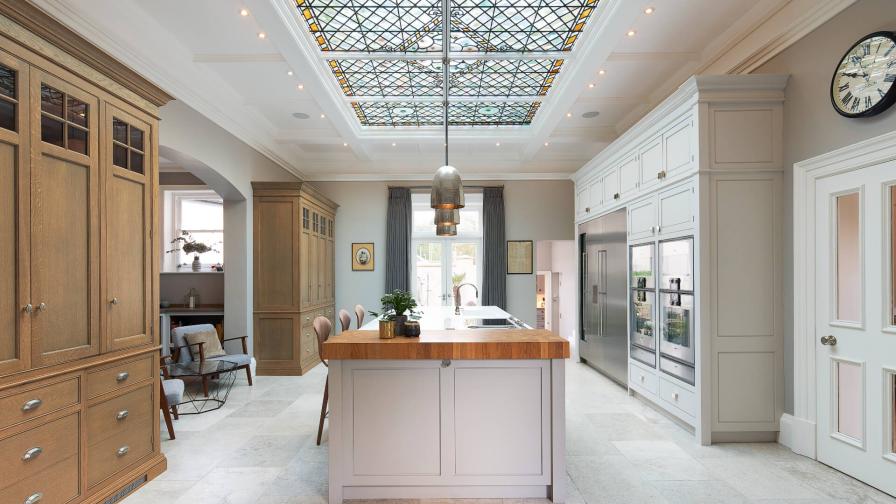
[294,0,598,126]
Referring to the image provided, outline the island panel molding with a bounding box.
[323,329,570,360]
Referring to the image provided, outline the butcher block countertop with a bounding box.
[321,329,570,360]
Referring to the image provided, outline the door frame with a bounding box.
[790,130,896,458]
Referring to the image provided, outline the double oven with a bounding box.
[629,237,695,384]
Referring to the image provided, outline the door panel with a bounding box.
[30,69,100,366]
[816,165,896,496]
[0,52,28,376]
[255,198,300,311]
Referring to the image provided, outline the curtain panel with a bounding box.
[482,186,506,308]
[385,187,412,292]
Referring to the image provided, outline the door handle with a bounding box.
[820,335,837,346]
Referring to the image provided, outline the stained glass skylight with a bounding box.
[294,0,599,127]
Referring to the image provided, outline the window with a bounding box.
[411,192,482,307]
[163,189,223,271]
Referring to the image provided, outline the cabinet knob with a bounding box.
[117,445,130,457]
[639,375,645,383]
[115,371,130,383]
[23,303,33,314]
[672,392,679,401]
[110,297,119,305]
[614,193,620,200]
[441,360,451,368]
[21,399,42,412]
[24,492,43,504]
[820,335,837,346]
[37,302,46,312]
[116,410,129,421]
[21,447,43,461]
[585,207,591,213]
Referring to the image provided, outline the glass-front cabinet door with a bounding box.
[630,243,656,367]
[658,238,695,365]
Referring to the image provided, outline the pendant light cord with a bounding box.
[442,0,449,167]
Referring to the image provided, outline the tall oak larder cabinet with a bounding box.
[253,182,337,375]
[0,1,172,502]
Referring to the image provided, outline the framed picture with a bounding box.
[352,242,375,271]
[506,240,533,274]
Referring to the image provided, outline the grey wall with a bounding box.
[312,180,575,328]
[754,0,896,414]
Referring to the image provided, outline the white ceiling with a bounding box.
[34,0,852,180]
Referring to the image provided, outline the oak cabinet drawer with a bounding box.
[0,412,80,492]
[87,384,153,446]
[659,377,696,418]
[0,377,80,431]
[87,354,153,399]
[4,452,80,504]
[87,410,153,488]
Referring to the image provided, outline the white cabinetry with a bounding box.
[573,75,787,444]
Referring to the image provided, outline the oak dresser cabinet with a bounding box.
[253,182,337,375]
[0,1,172,502]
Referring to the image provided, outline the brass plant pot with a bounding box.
[378,320,396,339]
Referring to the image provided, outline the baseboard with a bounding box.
[343,485,550,499]
[779,413,816,458]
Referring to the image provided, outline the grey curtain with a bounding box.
[385,187,412,292]
[482,186,506,309]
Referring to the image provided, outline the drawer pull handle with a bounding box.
[116,372,129,383]
[116,410,129,421]
[21,399,42,412]
[640,375,645,383]
[657,170,667,180]
[22,447,43,461]
[614,193,620,200]
[117,446,129,457]
[24,493,43,504]
[672,392,679,401]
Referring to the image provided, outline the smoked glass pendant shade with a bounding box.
[430,165,465,209]
[436,223,457,236]
[434,208,460,225]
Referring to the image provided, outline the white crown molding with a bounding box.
[304,171,574,182]
[32,0,308,180]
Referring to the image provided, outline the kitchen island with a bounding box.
[321,307,569,503]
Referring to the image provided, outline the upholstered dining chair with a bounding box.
[338,309,351,332]
[159,355,184,440]
[313,316,332,445]
[354,304,365,328]
[171,323,253,396]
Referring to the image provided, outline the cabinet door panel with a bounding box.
[619,155,639,197]
[30,69,100,366]
[254,198,300,311]
[575,185,588,218]
[0,52,29,375]
[664,118,693,175]
[658,183,694,235]
[639,136,663,190]
[602,168,619,204]
[628,197,657,241]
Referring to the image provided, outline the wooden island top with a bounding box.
[321,328,570,360]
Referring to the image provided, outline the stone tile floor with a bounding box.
[125,362,896,504]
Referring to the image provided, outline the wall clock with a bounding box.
[831,31,896,118]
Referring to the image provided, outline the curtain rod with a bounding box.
[389,185,503,190]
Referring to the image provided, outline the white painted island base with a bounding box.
[326,358,566,503]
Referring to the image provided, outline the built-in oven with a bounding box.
[658,238,695,383]
[629,243,656,367]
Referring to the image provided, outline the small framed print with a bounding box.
[506,240,533,274]
[352,242,374,271]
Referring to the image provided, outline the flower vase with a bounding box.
[191,255,201,271]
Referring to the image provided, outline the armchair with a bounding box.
[170,324,254,394]
[160,354,184,440]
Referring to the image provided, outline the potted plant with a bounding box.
[166,231,220,271]
[370,290,420,337]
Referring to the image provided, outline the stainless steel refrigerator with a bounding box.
[579,208,628,386]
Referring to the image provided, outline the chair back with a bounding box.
[313,316,332,366]
[171,324,217,364]
[354,304,365,328]
[338,309,351,332]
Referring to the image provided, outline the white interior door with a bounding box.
[815,162,896,496]
[413,240,481,307]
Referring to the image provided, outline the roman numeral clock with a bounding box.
[831,31,896,118]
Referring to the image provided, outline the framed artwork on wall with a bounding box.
[507,240,533,274]
[352,242,375,271]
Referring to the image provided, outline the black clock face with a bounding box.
[831,31,896,118]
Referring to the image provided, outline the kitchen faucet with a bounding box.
[453,283,479,315]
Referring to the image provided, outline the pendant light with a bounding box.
[434,208,460,226]
[436,223,457,236]
[430,0,464,212]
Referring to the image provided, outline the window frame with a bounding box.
[162,188,224,272]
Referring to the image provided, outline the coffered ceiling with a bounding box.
[32,0,854,180]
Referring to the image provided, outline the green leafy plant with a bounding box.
[166,230,220,257]
[369,289,421,321]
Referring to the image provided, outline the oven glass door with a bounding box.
[659,292,695,364]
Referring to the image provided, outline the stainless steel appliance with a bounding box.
[658,237,695,384]
[579,209,628,386]
[630,243,656,367]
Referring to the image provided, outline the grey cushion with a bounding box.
[208,353,251,367]
[163,378,184,405]
[171,324,218,364]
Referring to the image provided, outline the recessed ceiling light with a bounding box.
[343,142,348,147]
[644,6,655,14]
[598,69,606,75]
[320,113,325,119]
[297,84,304,90]
[287,70,294,76]
[291,112,310,120]
[544,142,550,147]
[391,142,397,147]
[257,32,266,39]
[495,142,501,147]
[588,83,595,89]
[239,8,249,16]
[627,30,636,37]
[566,112,572,118]
[582,111,600,119]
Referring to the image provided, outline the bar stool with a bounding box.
[354,304,365,328]
[314,316,332,445]
[338,309,351,332]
